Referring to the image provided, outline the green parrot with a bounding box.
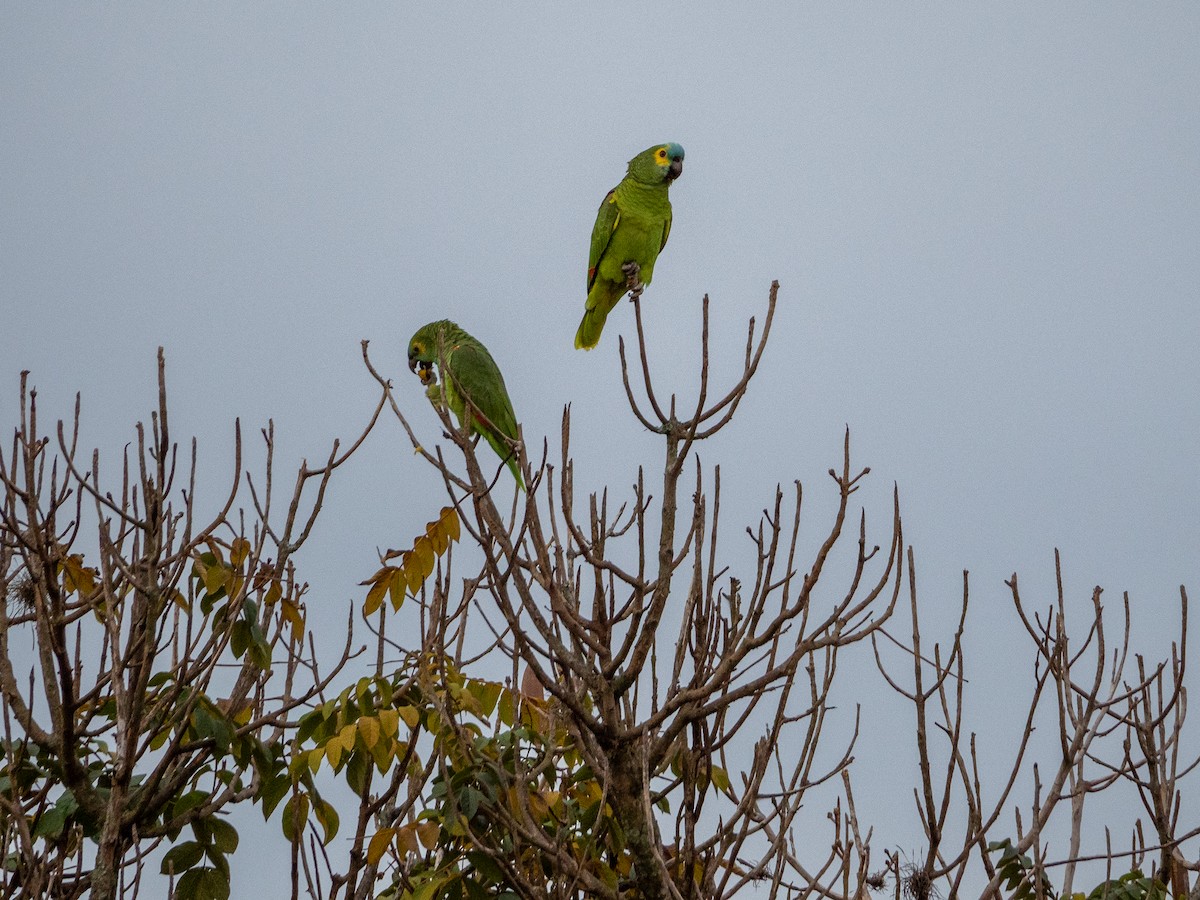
[575,142,685,350]
[407,320,524,489]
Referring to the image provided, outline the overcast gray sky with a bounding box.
[3,5,1198,895]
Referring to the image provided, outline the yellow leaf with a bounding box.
[468,679,502,717]
[339,722,358,752]
[378,707,400,739]
[281,599,305,639]
[230,537,251,567]
[359,565,390,587]
[395,823,419,855]
[62,554,98,596]
[425,519,448,555]
[204,538,226,565]
[575,780,602,807]
[367,827,396,865]
[412,877,444,900]
[528,791,548,822]
[364,577,387,616]
[325,739,343,769]
[264,578,282,605]
[416,821,440,850]
[403,553,423,593]
[204,563,228,595]
[388,569,406,611]
[358,716,380,749]
[440,506,460,542]
[219,698,253,726]
[412,535,435,580]
[396,705,420,729]
[308,746,325,773]
[355,677,372,703]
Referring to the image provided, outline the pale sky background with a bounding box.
[3,5,1198,897]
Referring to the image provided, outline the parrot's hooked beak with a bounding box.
[408,357,436,386]
[667,159,683,181]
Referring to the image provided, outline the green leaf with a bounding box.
[466,850,505,884]
[346,749,369,797]
[172,790,209,820]
[282,792,309,843]
[230,619,249,659]
[497,689,515,727]
[248,625,271,669]
[464,874,491,900]
[34,806,67,840]
[295,708,325,745]
[459,786,481,820]
[258,771,291,819]
[709,764,731,792]
[312,795,340,846]
[207,818,239,854]
[412,873,451,900]
[192,707,234,753]
[53,791,80,818]
[176,866,230,900]
[468,680,502,717]
[161,841,204,875]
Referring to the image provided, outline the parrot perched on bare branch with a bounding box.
[407,320,523,488]
[575,142,684,350]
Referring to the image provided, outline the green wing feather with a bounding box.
[444,340,524,488]
[587,190,620,292]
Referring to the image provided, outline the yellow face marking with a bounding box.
[655,147,669,165]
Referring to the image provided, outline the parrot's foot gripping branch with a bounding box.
[622,261,644,301]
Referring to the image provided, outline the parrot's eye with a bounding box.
[656,148,667,160]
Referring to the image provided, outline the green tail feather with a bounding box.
[505,455,525,490]
[575,281,623,350]
[482,430,525,490]
[574,306,610,350]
